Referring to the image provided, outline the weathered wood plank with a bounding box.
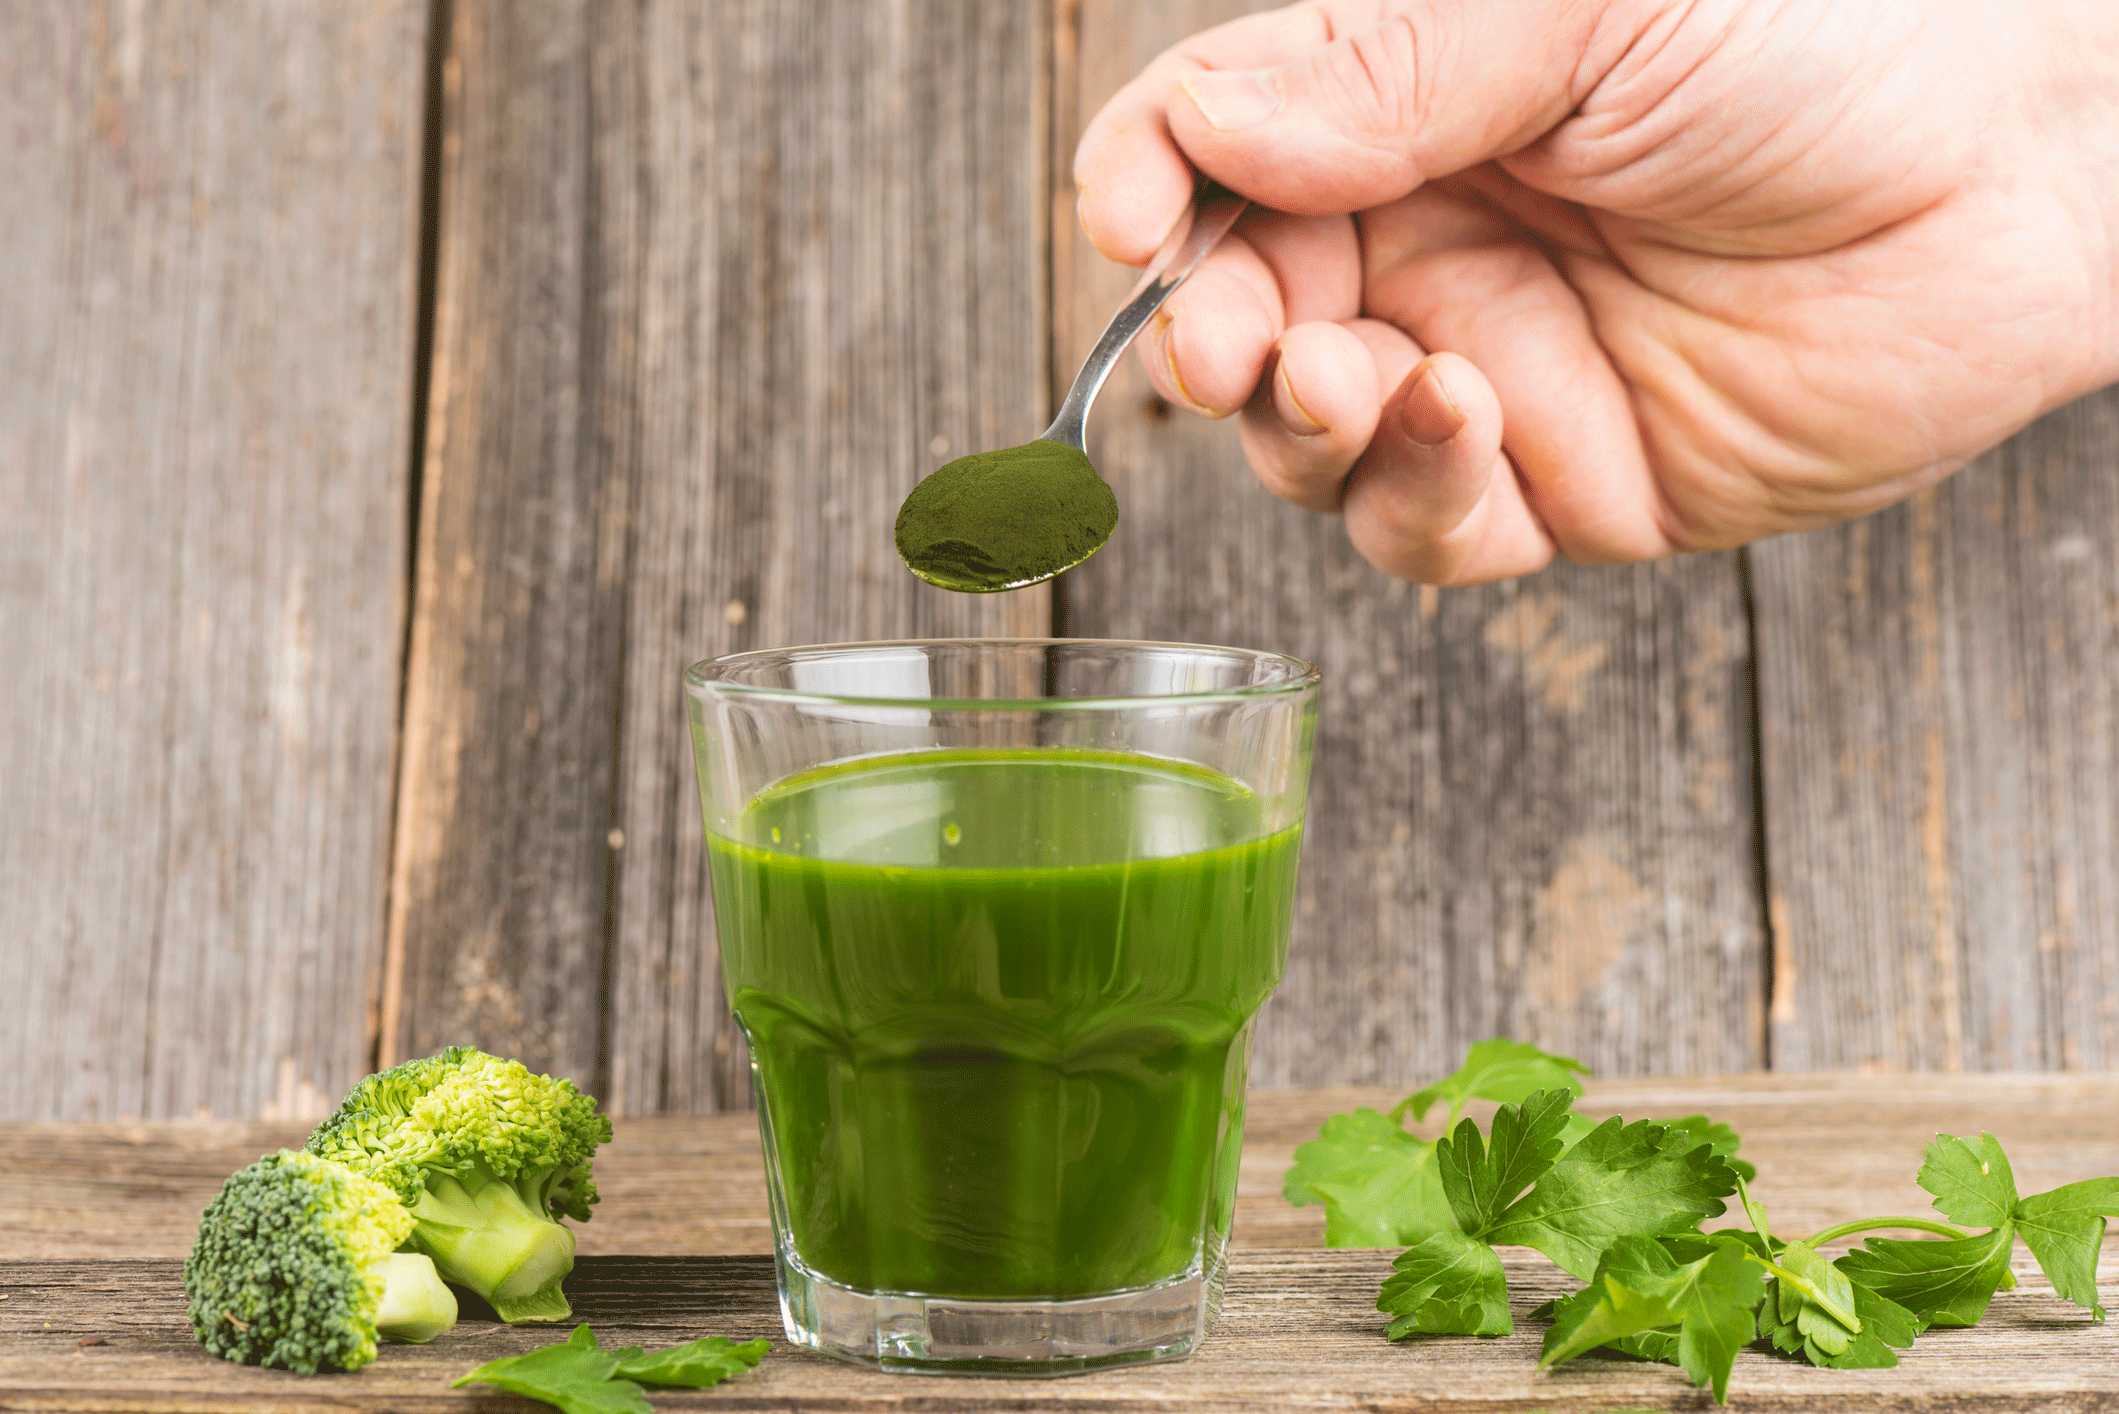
[0,1,426,1120]
[598,0,1051,1114]
[1754,391,2119,1069]
[384,0,622,1093]
[389,0,1051,1111]
[15,1073,2119,1261]
[1052,0,1764,1086]
[5,1251,2114,1411]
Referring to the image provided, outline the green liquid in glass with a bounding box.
[708,747,1302,1301]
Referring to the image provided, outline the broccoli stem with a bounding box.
[403,1161,578,1323]
[374,1252,459,1344]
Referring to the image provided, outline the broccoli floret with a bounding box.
[184,1151,459,1373]
[306,1046,613,1323]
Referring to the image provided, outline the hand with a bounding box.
[1074,0,2119,583]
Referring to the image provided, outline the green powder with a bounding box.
[893,439,1118,593]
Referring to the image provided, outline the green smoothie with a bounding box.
[707,747,1302,1301]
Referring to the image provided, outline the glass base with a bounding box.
[773,1242,1226,1377]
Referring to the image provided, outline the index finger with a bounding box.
[1073,2,1344,264]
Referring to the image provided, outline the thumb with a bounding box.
[1168,0,1608,215]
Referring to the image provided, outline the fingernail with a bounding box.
[1399,361,1465,447]
[1178,69,1282,132]
[1275,360,1327,436]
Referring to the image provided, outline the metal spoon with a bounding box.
[894,180,1251,593]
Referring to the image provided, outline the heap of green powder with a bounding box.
[893,439,1118,593]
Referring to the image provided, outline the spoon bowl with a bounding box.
[894,437,1116,593]
[895,181,1249,594]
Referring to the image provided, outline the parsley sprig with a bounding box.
[1303,1040,2118,1404]
[454,1325,768,1413]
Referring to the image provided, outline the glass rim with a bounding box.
[684,637,1320,711]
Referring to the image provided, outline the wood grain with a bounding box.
[17,1073,2119,1261]
[384,0,624,1094]
[9,1251,2116,1412]
[1051,0,1765,1087]
[596,0,1051,1115]
[1754,391,2119,1070]
[388,0,1051,1111]
[0,1,426,1121]
[14,1076,2119,1409]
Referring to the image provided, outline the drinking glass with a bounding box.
[688,640,1319,1375]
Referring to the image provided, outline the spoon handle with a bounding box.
[1043,181,1250,451]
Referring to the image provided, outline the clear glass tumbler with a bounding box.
[688,640,1319,1376]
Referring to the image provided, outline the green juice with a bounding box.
[707,747,1302,1301]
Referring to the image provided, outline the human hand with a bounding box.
[1074,0,2119,583]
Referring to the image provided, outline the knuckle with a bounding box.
[1313,15,1426,144]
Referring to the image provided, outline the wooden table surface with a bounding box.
[7,1074,2119,1410]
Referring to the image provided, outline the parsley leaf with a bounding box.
[615,1335,771,1388]
[1731,1179,1917,1370]
[1399,1039,1589,1125]
[455,1325,768,1412]
[1837,1228,2015,1328]
[1485,1114,1739,1278]
[1436,1088,1575,1233]
[1342,1043,2119,1402]
[1292,1043,1751,1252]
[1657,1114,1758,1184]
[1540,1234,1764,1403]
[2012,1178,2119,1319]
[1298,1043,1593,1249]
[1540,1245,1682,1364]
[1381,1091,1739,1347]
[1835,1131,2118,1328]
[1283,1108,1453,1246]
[1758,1269,1919,1369]
[1919,1132,2018,1229]
[1773,1239,1863,1356]
[1377,1228,1513,1337]
[454,1326,650,1414]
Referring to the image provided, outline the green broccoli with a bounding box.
[184,1150,459,1373]
[306,1045,613,1323]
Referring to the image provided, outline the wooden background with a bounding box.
[4,0,2115,1122]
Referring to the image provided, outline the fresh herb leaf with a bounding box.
[1828,1282,1921,1368]
[1556,1110,1602,1151]
[453,1325,650,1414]
[1540,1234,1764,1403]
[1378,1229,1512,1337]
[614,1335,771,1388]
[1325,1039,2119,1402]
[1540,1249,1682,1365]
[1657,1115,1757,1184]
[1436,1088,1574,1233]
[1729,1179,1918,1371]
[1398,1039,1588,1125]
[1738,1190,1856,1362]
[1757,1269,1918,1369]
[1775,1239,1861,1356]
[1485,1115,1739,1278]
[455,1325,768,1412]
[1383,1090,1740,1349]
[1918,1133,2018,1229]
[2012,1178,2119,1319]
[1608,1328,1679,1362]
[1838,1228,2016,1328]
[1659,1242,1767,1399]
[1283,1108,1453,1246]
